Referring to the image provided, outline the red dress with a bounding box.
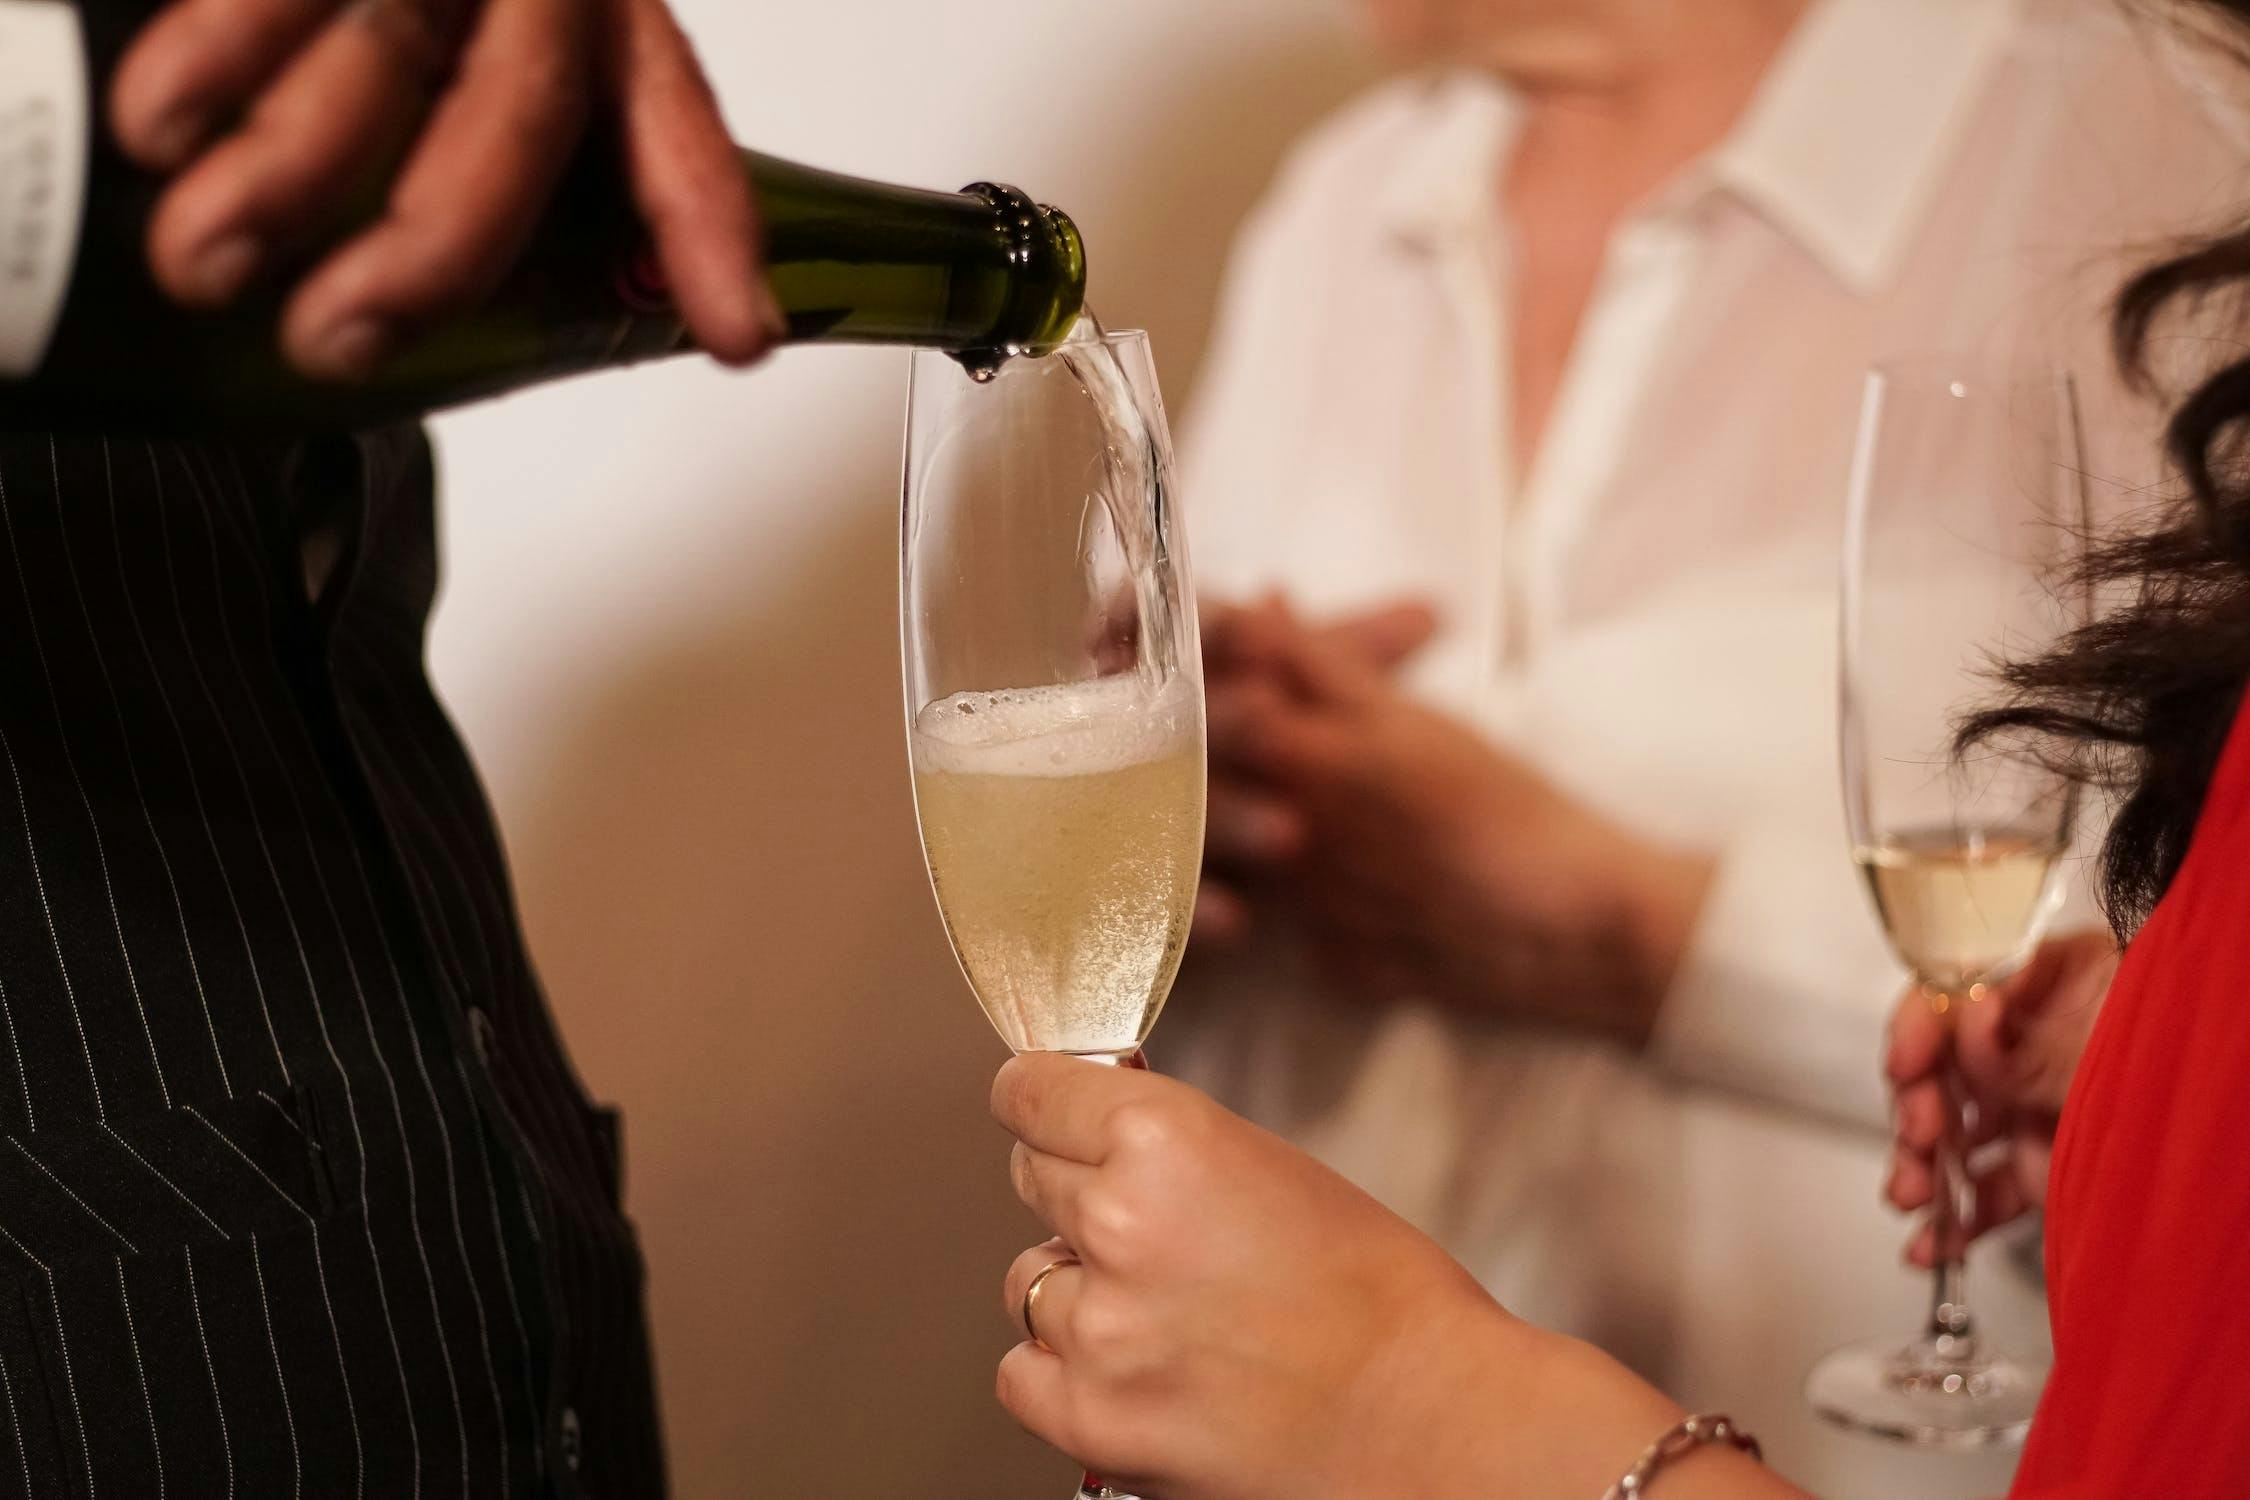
[2010,698,2250,1495]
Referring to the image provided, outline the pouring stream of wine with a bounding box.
[1052,311,1181,692]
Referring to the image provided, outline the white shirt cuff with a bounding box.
[1652,822,1899,1133]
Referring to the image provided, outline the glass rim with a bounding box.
[906,327,1154,369]
[1865,353,2076,396]
[1020,327,1152,358]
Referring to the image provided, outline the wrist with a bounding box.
[1433,1321,1687,1500]
[1609,840,1715,1047]
[1445,811,1712,1044]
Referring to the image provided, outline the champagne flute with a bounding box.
[901,327,1204,1500]
[1810,360,2087,1446]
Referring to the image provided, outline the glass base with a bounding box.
[1806,1335,2044,1448]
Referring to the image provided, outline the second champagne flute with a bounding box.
[901,327,1205,1499]
[1810,360,2088,1446]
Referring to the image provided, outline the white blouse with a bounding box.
[1166,0,2235,1491]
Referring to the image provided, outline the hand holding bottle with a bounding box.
[108,0,781,379]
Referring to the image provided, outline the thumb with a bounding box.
[1217,595,1382,709]
[1988,928,2116,1048]
[1325,600,1441,672]
[1958,928,2115,1112]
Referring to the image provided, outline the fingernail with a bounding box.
[303,319,391,381]
[750,280,789,349]
[187,233,262,304]
[141,104,213,168]
[1251,808,1304,859]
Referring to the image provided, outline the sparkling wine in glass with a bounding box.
[911,671,1203,1059]
[1811,360,2087,1446]
[902,324,1204,1498]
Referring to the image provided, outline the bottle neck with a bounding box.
[557,156,1085,376]
[726,153,1086,359]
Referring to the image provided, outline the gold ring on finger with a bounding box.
[1021,1255,1080,1352]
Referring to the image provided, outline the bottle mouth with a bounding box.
[962,182,1088,358]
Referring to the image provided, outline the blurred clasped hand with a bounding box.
[1885,928,2118,1266]
[1196,592,1713,1046]
[109,0,782,379]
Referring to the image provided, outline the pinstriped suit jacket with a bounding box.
[0,428,662,1497]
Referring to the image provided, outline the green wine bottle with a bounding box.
[0,0,1086,432]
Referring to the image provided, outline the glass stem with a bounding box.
[1926,998,1978,1361]
[1073,1049,1147,1499]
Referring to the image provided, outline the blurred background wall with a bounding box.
[427,3,1374,1492]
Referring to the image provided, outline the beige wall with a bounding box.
[427,4,1373,1493]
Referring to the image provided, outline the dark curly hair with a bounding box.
[1960,0,2250,936]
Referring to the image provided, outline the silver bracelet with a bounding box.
[1601,1413,1762,1499]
